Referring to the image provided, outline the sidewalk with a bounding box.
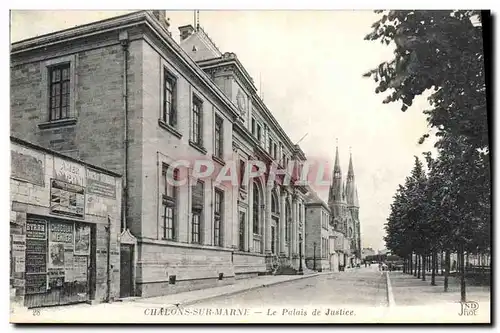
[130,271,330,307]
[388,271,491,306]
[12,271,333,320]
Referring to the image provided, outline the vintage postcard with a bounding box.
[8,9,491,324]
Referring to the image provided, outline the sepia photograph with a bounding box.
[7,6,492,325]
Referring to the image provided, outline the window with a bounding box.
[253,182,260,234]
[257,124,262,142]
[214,115,223,159]
[273,143,278,160]
[268,137,272,155]
[163,70,177,127]
[239,160,246,188]
[161,165,178,240]
[251,118,256,135]
[239,211,246,251]
[191,95,203,146]
[191,180,204,244]
[49,64,71,121]
[214,189,223,247]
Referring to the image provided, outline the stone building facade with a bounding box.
[304,190,332,272]
[10,10,309,299]
[9,137,122,308]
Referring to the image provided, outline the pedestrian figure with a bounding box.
[378,262,382,271]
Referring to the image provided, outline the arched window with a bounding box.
[253,182,260,234]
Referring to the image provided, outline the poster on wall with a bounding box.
[11,148,45,187]
[74,224,91,256]
[64,243,74,282]
[86,168,116,198]
[25,274,47,294]
[50,179,85,219]
[14,257,25,273]
[11,234,26,251]
[48,243,65,268]
[73,256,88,282]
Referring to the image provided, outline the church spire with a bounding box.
[346,149,359,208]
[347,148,354,180]
[334,139,341,175]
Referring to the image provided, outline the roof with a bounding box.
[304,186,330,211]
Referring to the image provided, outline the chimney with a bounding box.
[179,25,195,42]
[151,10,171,35]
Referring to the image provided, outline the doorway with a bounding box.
[119,244,133,298]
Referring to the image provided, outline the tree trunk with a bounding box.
[444,250,450,292]
[440,251,444,275]
[422,254,426,281]
[460,246,466,302]
[431,251,436,286]
[409,253,413,275]
[417,255,421,279]
[413,253,416,275]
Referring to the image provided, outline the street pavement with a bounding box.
[186,264,388,308]
[13,264,490,323]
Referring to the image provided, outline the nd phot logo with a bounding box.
[458,301,479,316]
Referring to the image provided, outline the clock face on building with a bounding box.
[236,90,247,116]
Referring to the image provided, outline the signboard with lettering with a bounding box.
[49,222,74,244]
[11,150,45,186]
[86,169,116,198]
[26,219,47,239]
[54,157,84,186]
[50,179,85,219]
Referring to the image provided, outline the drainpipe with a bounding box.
[119,31,129,232]
[106,215,112,303]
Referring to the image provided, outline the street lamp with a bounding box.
[313,242,317,271]
[298,236,303,275]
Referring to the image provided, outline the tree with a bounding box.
[363,10,488,152]
[367,10,491,302]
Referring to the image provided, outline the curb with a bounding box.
[167,273,323,309]
[385,271,396,307]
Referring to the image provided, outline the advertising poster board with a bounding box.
[73,256,88,282]
[25,219,48,294]
[74,224,91,256]
[86,169,116,198]
[50,180,85,219]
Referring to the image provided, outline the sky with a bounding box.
[10,10,437,252]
